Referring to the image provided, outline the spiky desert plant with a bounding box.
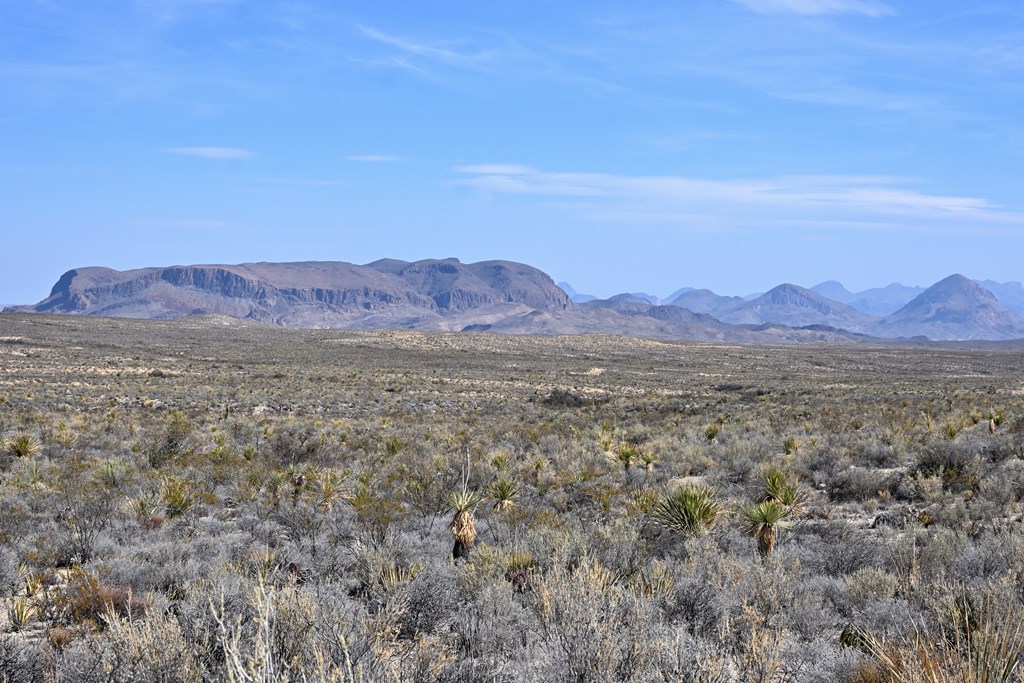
[446,489,482,560]
[160,477,194,519]
[7,597,37,632]
[783,436,799,455]
[704,424,720,444]
[615,443,639,470]
[759,466,800,508]
[489,477,519,512]
[740,500,794,559]
[651,485,723,538]
[641,451,658,472]
[6,434,40,458]
[316,468,344,512]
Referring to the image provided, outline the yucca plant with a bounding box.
[129,493,161,522]
[6,434,40,458]
[740,500,794,559]
[316,468,345,512]
[651,485,723,538]
[446,489,482,560]
[161,478,194,519]
[704,424,721,443]
[759,466,800,508]
[641,451,658,472]
[7,597,36,632]
[489,476,519,512]
[98,460,122,488]
[384,435,406,456]
[783,436,799,454]
[491,451,510,472]
[615,443,639,470]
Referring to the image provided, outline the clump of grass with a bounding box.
[856,593,1024,683]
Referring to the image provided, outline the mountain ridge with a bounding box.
[9,261,1024,342]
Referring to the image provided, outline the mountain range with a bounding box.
[6,260,1024,342]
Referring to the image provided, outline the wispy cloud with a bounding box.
[164,147,256,159]
[455,164,533,175]
[131,219,228,229]
[346,154,402,162]
[454,165,1022,235]
[732,0,894,17]
[274,179,350,187]
[358,25,497,70]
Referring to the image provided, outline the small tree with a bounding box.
[740,501,794,560]
[446,490,482,560]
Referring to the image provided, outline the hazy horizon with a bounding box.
[3,1,1023,305]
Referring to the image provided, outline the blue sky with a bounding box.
[3,0,1024,304]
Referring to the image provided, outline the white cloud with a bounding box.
[454,165,1022,236]
[164,147,256,160]
[346,154,402,162]
[732,0,894,17]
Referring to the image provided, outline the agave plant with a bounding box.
[489,477,519,512]
[446,489,482,560]
[651,485,722,538]
[740,500,794,559]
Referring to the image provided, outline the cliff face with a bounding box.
[15,259,569,326]
[364,258,570,312]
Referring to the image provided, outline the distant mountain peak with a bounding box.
[878,274,1024,340]
[810,280,855,304]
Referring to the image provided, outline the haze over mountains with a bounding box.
[7,259,1024,342]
